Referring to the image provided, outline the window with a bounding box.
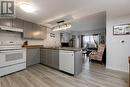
[82,35,99,48]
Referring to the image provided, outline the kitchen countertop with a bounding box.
[22,45,43,48]
[23,45,82,51]
[41,47,82,52]
[59,47,82,52]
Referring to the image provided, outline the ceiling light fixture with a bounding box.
[20,2,36,13]
[53,20,72,31]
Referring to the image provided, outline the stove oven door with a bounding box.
[0,49,26,68]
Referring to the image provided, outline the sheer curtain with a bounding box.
[82,35,99,48]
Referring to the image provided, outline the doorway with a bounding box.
[81,33,106,65]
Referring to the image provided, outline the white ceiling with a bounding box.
[69,12,106,31]
[16,0,130,31]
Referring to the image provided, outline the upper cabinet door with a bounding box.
[23,21,33,39]
[32,24,47,40]
[40,26,47,39]
[0,19,12,27]
[12,18,24,29]
[32,23,41,39]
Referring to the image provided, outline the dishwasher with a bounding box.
[59,50,74,74]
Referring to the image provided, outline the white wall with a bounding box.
[0,32,22,42]
[106,14,130,72]
[0,31,44,45]
[23,39,43,45]
[43,28,61,47]
[70,29,105,35]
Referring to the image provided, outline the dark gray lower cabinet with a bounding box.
[27,48,40,66]
[52,50,59,69]
[40,49,59,69]
[46,49,52,66]
[40,49,47,65]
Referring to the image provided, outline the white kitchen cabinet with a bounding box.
[59,50,74,74]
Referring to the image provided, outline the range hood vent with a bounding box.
[0,26,23,33]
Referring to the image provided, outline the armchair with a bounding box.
[89,44,105,62]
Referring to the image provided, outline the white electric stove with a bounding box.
[0,41,26,77]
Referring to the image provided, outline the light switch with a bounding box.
[121,40,125,43]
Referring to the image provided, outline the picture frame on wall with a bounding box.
[50,33,55,38]
[113,24,130,35]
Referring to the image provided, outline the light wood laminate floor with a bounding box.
[0,63,128,87]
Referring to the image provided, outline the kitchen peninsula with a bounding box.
[128,56,130,87]
[40,47,83,76]
[24,45,83,76]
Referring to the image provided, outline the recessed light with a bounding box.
[20,2,36,13]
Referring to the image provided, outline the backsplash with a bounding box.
[0,29,60,47]
[43,28,61,47]
[23,39,44,45]
[0,32,22,42]
[0,31,43,45]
